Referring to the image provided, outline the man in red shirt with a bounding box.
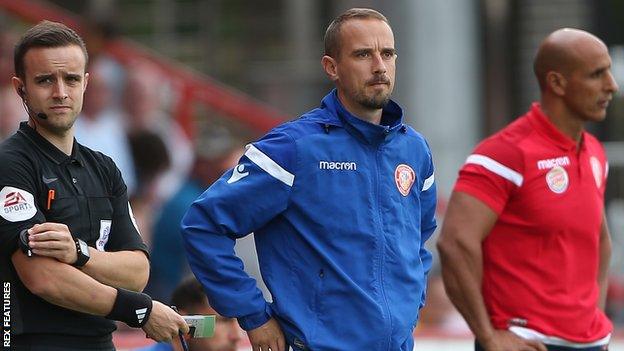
[437,28,618,351]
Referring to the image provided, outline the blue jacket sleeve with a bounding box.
[418,145,437,309]
[180,129,296,330]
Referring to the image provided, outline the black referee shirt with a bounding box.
[0,122,148,344]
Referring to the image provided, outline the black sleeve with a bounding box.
[102,158,148,256]
[0,151,46,258]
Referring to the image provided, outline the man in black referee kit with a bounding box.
[0,21,189,350]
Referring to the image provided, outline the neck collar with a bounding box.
[321,89,404,145]
[18,122,82,165]
[528,103,580,151]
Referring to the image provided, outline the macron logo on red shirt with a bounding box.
[536,156,570,170]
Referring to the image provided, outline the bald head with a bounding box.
[533,28,608,91]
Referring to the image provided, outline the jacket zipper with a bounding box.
[373,146,392,350]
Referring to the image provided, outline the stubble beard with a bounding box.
[355,89,391,110]
[44,113,78,136]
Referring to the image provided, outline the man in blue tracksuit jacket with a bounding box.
[181,8,437,351]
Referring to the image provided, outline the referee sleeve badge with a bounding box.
[0,186,37,222]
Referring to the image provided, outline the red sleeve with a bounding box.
[454,136,524,215]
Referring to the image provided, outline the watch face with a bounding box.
[79,240,90,257]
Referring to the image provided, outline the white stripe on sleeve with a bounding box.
[422,173,435,191]
[465,154,523,187]
[245,144,295,186]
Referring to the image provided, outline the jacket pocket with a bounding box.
[40,195,78,226]
[310,268,326,344]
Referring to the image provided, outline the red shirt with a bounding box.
[454,103,611,342]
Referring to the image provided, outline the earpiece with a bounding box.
[18,86,48,120]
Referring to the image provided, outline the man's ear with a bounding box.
[11,77,25,99]
[546,71,567,96]
[321,55,338,82]
[83,72,89,91]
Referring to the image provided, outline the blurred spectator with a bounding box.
[0,87,25,140]
[146,127,270,303]
[128,131,171,195]
[145,143,243,302]
[0,26,14,80]
[74,63,137,194]
[0,28,25,140]
[135,276,243,351]
[83,18,127,106]
[127,130,171,245]
[122,62,194,202]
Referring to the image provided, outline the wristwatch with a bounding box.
[72,238,91,267]
[18,229,33,257]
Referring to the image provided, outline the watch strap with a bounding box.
[18,229,33,257]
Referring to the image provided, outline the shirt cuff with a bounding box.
[237,304,272,331]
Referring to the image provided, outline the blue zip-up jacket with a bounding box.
[181,90,437,351]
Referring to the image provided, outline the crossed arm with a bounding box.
[25,222,149,291]
[13,249,118,314]
[12,222,188,341]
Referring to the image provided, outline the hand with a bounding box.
[247,318,286,351]
[28,223,78,264]
[142,301,190,343]
[481,330,547,351]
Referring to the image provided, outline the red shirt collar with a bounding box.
[527,102,581,151]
